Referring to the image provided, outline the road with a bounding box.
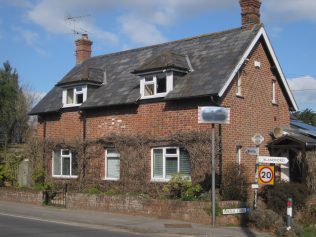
[0,213,156,237]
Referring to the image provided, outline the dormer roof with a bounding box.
[132,51,190,74]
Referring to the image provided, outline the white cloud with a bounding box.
[264,0,316,22]
[288,76,316,111]
[13,27,49,56]
[14,27,39,45]
[118,15,167,46]
[25,0,236,48]
[27,0,118,44]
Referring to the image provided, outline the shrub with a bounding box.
[260,182,310,216]
[105,187,122,196]
[220,164,248,202]
[162,173,202,201]
[32,170,46,185]
[248,209,283,231]
[86,187,102,194]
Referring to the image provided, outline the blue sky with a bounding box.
[0,0,316,112]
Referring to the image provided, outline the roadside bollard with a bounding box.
[286,198,292,231]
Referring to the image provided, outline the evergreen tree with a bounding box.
[294,108,316,126]
[0,61,28,144]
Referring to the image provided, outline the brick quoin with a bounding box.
[37,40,290,185]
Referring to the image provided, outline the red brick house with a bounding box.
[30,0,297,191]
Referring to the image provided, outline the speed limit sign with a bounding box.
[258,165,274,185]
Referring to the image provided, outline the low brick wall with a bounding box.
[66,193,245,225]
[0,188,246,225]
[0,188,42,205]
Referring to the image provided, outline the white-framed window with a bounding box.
[105,149,120,180]
[272,80,277,104]
[140,72,173,99]
[236,146,242,165]
[62,85,87,107]
[52,149,78,178]
[236,73,242,96]
[151,147,190,181]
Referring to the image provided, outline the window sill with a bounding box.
[151,178,169,183]
[236,94,244,99]
[272,102,278,106]
[141,93,167,100]
[151,176,191,183]
[102,177,120,181]
[62,104,82,108]
[52,175,78,179]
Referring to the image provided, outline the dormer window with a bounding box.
[62,85,87,107]
[140,72,173,99]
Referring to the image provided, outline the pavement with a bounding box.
[0,201,274,237]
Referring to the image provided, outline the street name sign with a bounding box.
[245,147,259,156]
[258,156,289,165]
[223,208,250,215]
[258,165,275,185]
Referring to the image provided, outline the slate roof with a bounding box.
[270,124,316,149]
[30,25,262,115]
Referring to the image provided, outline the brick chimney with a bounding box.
[239,0,261,29]
[75,34,92,64]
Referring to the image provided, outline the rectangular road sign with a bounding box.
[258,165,275,185]
[223,208,249,215]
[258,156,289,164]
[245,147,259,156]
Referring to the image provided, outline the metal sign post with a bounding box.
[251,134,264,210]
[211,124,215,227]
[198,106,230,228]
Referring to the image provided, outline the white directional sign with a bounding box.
[245,147,259,156]
[258,156,289,164]
[223,208,250,215]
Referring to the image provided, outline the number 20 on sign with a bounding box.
[258,165,275,185]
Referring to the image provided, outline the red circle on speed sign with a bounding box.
[259,166,274,185]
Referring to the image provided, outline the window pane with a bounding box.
[166,148,177,154]
[76,86,82,92]
[53,151,61,176]
[107,149,120,157]
[76,93,83,104]
[153,149,163,178]
[107,157,120,179]
[72,154,78,176]
[166,157,178,178]
[157,75,166,93]
[144,84,154,96]
[62,158,70,176]
[62,150,69,156]
[180,149,190,176]
[66,89,74,104]
[145,76,153,81]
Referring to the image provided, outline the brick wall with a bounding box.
[0,188,42,205]
[221,40,290,182]
[66,192,244,225]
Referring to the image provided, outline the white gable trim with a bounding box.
[218,27,298,111]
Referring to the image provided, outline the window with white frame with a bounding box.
[62,85,87,107]
[236,146,242,165]
[236,73,242,96]
[105,149,120,180]
[53,149,78,178]
[140,72,173,99]
[272,80,277,104]
[152,147,190,181]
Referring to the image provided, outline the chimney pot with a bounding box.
[239,0,261,30]
[75,34,93,65]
